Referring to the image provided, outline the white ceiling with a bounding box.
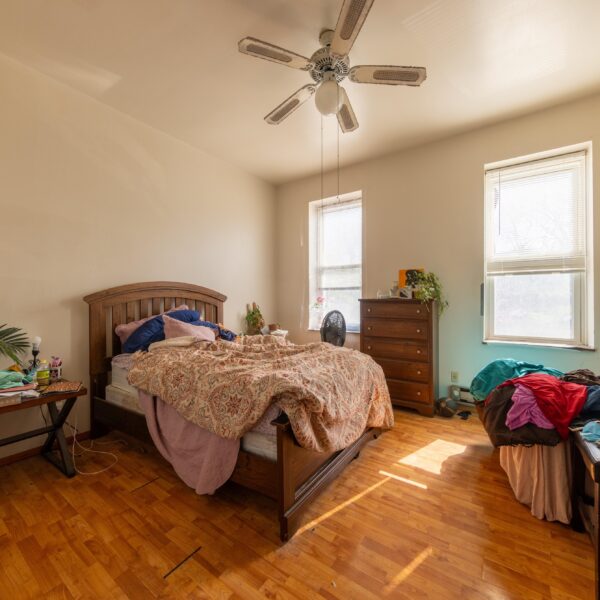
[2,0,600,184]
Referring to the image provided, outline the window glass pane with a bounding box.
[492,168,580,260]
[319,288,361,332]
[320,204,362,267]
[492,273,575,341]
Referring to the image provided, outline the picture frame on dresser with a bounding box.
[359,298,438,417]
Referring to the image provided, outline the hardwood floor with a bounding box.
[0,409,594,599]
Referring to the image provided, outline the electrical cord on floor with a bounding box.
[63,416,120,475]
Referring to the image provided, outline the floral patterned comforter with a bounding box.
[128,335,394,452]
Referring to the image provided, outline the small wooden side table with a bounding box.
[571,430,600,599]
[0,387,87,477]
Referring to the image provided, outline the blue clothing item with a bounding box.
[581,386,600,419]
[581,420,600,442]
[469,359,563,402]
[0,370,33,389]
[123,310,200,352]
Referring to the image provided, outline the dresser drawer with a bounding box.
[387,379,431,405]
[374,359,429,383]
[362,301,428,320]
[363,318,428,341]
[362,338,428,361]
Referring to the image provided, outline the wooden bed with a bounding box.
[84,281,382,541]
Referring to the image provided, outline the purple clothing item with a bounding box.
[138,391,240,494]
[506,384,555,430]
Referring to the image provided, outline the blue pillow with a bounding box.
[122,310,199,352]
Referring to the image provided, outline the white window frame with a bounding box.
[483,142,594,349]
[308,191,363,333]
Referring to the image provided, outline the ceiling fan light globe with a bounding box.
[315,79,342,116]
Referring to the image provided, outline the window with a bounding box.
[484,144,593,348]
[309,192,363,332]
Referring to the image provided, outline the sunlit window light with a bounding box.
[378,470,428,489]
[297,477,390,535]
[398,439,467,475]
[384,546,434,595]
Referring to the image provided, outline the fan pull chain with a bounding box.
[337,104,340,201]
[321,114,324,203]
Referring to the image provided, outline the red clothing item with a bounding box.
[499,373,586,439]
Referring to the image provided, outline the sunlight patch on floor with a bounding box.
[398,439,467,474]
[378,470,428,490]
[384,546,434,595]
[297,477,390,535]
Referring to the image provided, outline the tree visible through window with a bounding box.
[484,146,593,347]
[309,192,362,332]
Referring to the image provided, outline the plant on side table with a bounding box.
[0,324,29,365]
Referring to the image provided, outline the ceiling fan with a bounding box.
[238,0,427,133]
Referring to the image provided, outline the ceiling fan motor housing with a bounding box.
[309,46,350,83]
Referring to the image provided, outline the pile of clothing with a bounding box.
[0,370,35,393]
[470,359,600,446]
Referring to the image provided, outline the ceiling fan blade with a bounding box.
[330,0,375,58]
[349,65,427,86]
[238,37,312,70]
[264,84,317,125]
[337,87,359,133]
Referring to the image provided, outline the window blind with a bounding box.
[485,151,586,275]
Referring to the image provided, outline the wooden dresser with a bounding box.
[359,298,438,417]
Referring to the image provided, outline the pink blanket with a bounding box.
[138,391,239,495]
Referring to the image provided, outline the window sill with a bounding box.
[483,338,595,352]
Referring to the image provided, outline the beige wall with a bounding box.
[0,55,276,458]
[276,92,600,396]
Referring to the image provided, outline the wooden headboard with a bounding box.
[83,281,226,403]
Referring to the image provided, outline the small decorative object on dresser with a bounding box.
[360,298,438,417]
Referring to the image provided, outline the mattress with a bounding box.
[241,431,277,460]
[105,354,278,461]
[110,354,137,396]
[105,384,144,415]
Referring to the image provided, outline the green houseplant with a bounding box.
[245,302,265,335]
[413,272,449,314]
[0,324,29,364]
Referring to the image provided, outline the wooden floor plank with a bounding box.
[0,409,594,598]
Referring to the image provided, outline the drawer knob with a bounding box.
[417,392,421,396]
[417,350,421,354]
[417,370,422,375]
[416,309,421,314]
[367,308,372,313]
[367,345,372,350]
[416,329,421,334]
[367,326,372,331]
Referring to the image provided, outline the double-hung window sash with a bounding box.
[309,194,362,332]
[484,149,591,347]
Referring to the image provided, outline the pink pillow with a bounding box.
[163,315,216,342]
[115,305,188,344]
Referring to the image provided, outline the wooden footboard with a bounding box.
[231,414,382,541]
[277,420,381,540]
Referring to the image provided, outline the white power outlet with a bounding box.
[450,371,459,383]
